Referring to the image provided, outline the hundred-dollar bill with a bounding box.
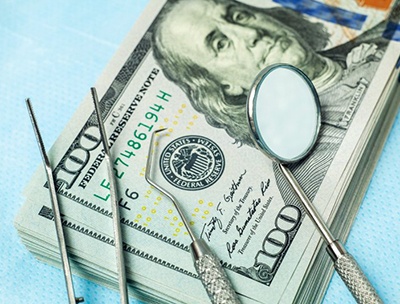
[16,0,400,303]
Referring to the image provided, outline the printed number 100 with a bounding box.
[254,205,301,272]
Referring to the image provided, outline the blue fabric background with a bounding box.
[0,1,399,303]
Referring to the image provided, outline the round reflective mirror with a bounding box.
[247,64,321,164]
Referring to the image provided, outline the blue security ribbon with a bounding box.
[273,0,367,30]
[383,21,400,41]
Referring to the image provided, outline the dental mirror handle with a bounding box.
[190,238,241,304]
[328,241,383,304]
[278,164,383,304]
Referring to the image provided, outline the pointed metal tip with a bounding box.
[155,127,167,134]
[91,87,99,103]
[145,128,167,184]
[25,98,33,115]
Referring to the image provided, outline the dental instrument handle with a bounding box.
[327,240,383,304]
[279,164,382,304]
[191,239,241,304]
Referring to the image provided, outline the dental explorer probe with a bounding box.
[146,128,241,304]
[26,98,84,304]
[91,87,129,304]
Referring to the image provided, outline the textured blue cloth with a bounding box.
[0,1,399,303]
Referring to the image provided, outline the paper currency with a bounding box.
[15,0,400,303]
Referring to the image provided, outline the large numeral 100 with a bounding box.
[55,126,101,188]
[254,205,301,271]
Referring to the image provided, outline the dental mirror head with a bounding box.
[247,64,321,164]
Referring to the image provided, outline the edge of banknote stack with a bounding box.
[15,1,400,303]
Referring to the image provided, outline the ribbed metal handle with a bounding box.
[194,253,241,304]
[334,253,383,304]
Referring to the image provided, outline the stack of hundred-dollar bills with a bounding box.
[15,0,400,303]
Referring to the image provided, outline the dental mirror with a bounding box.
[247,64,320,163]
[246,64,382,304]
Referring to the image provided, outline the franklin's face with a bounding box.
[159,0,319,96]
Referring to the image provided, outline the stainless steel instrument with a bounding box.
[91,87,129,304]
[26,99,84,304]
[246,64,383,304]
[146,128,241,304]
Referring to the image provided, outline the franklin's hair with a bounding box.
[152,0,330,146]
